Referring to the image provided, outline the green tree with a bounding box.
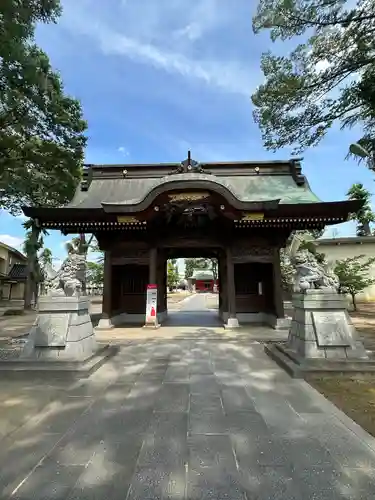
[39,247,52,268]
[251,0,375,155]
[185,258,196,279]
[280,248,294,295]
[346,183,374,236]
[86,261,104,288]
[89,239,104,264]
[347,67,375,168]
[167,259,179,290]
[0,0,87,215]
[194,258,209,269]
[334,255,375,310]
[184,257,211,279]
[22,219,48,308]
[210,258,218,281]
[37,247,53,295]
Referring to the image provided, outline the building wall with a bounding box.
[195,279,218,292]
[9,283,25,300]
[0,246,9,275]
[315,237,375,301]
[1,282,25,300]
[0,243,27,301]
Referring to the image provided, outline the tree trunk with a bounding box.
[351,292,357,311]
[24,269,33,309]
[24,224,40,310]
[211,258,218,280]
[34,282,39,307]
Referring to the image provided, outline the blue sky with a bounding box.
[1,0,374,268]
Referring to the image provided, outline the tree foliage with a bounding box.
[0,0,87,215]
[280,248,294,294]
[22,218,48,308]
[346,183,375,235]
[184,257,218,280]
[39,247,52,268]
[334,255,375,310]
[86,261,104,288]
[167,259,179,289]
[252,0,375,154]
[89,238,104,264]
[184,259,196,279]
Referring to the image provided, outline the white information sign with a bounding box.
[145,284,158,325]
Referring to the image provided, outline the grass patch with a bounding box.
[308,375,375,438]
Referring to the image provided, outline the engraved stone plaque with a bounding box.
[312,311,351,347]
[34,314,70,347]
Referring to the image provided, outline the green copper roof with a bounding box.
[66,172,321,209]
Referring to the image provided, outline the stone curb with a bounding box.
[298,378,375,455]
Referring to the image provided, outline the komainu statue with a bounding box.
[43,253,86,297]
[292,249,339,293]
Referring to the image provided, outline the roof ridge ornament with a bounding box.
[169,150,211,175]
[289,158,305,186]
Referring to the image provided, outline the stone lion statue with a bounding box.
[43,253,86,297]
[292,249,339,293]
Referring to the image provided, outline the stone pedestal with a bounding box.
[287,290,368,360]
[96,317,114,330]
[224,317,240,329]
[264,290,373,377]
[20,296,98,361]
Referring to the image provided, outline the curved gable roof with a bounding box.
[64,172,320,212]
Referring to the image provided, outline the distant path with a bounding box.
[166,293,221,327]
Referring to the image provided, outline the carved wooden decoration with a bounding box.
[117,216,139,223]
[232,245,273,263]
[168,192,210,202]
[242,212,264,221]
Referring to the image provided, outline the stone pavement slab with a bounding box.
[1,340,375,498]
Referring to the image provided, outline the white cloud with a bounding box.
[98,30,253,95]
[118,146,129,156]
[59,0,257,96]
[173,23,203,42]
[0,234,24,249]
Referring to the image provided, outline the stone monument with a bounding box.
[286,249,368,360]
[265,240,370,376]
[20,253,99,362]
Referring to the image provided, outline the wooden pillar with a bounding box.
[156,251,167,322]
[144,246,160,328]
[149,247,157,284]
[163,260,167,312]
[225,247,239,328]
[97,250,114,329]
[273,248,285,318]
[218,253,227,318]
[156,253,164,311]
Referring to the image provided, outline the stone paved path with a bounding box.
[1,340,375,499]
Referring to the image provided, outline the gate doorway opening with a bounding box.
[165,250,220,328]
